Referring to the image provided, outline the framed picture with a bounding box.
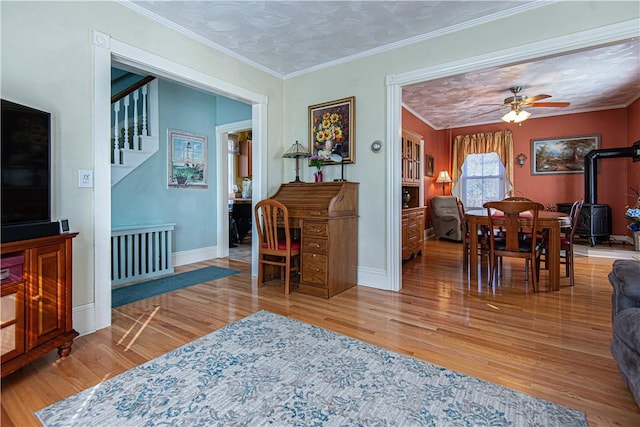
[168,129,208,188]
[424,154,434,177]
[308,96,355,164]
[531,134,600,175]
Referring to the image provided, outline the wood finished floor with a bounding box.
[2,238,639,426]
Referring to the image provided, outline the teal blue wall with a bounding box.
[111,79,251,253]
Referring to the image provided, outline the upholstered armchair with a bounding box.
[431,196,462,241]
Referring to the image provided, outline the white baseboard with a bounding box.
[357,266,390,290]
[173,245,219,267]
[73,303,96,336]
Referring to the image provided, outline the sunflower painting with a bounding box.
[308,96,355,165]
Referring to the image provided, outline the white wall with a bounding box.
[1,1,282,314]
[282,0,639,280]
[1,1,638,332]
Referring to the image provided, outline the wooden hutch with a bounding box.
[401,129,425,260]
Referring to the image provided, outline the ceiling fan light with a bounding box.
[501,109,531,123]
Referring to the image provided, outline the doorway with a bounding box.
[227,128,253,264]
[92,33,266,331]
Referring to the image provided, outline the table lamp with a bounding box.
[435,170,451,195]
[282,140,311,182]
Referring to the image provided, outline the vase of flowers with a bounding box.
[309,153,329,182]
[625,186,640,251]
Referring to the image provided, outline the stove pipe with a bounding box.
[584,140,640,204]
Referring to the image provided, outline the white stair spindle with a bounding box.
[133,89,140,150]
[141,85,148,136]
[113,101,120,164]
[123,94,130,150]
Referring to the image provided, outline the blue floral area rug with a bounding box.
[111,266,239,307]
[36,311,587,426]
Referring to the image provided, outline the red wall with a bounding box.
[403,107,638,236]
[402,109,450,228]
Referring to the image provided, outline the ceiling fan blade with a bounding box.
[471,107,506,117]
[529,101,571,108]
[522,94,551,104]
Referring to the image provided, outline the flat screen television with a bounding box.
[1,99,58,243]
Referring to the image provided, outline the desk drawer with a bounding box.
[302,221,328,238]
[302,253,327,285]
[303,237,327,254]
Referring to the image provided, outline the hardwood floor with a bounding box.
[2,238,639,426]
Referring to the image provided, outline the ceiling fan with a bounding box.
[482,86,571,123]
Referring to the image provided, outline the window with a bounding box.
[454,152,510,210]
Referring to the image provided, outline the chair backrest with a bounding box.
[455,197,467,235]
[567,199,585,240]
[254,199,293,252]
[432,196,459,217]
[503,196,532,201]
[483,200,544,253]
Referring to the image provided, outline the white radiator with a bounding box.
[111,223,175,286]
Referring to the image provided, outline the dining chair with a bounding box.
[560,199,584,286]
[456,198,489,269]
[483,200,545,292]
[253,199,301,294]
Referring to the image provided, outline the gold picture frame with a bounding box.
[531,134,599,175]
[308,96,355,164]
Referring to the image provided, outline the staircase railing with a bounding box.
[112,76,156,165]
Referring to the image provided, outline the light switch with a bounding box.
[78,169,94,188]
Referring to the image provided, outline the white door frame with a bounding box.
[92,31,267,331]
[386,20,639,292]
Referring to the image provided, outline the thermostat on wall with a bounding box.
[59,219,70,234]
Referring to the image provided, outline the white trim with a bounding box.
[72,303,95,337]
[356,267,389,290]
[216,119,252,264]
[387,19,640,292]
[173,246,220,267]
[91,31,268,332]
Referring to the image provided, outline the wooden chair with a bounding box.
[456,198,489,269]
[254,199,301,294]
[560,199,584,286]
[483,200,545,292]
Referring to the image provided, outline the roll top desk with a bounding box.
[269,182,358,298]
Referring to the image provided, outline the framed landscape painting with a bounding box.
[168,129,208,188]
[531,135,599,175]
[308,96,355,164]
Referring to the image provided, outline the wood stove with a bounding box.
[556,202,611,246]
[572,141,640,246]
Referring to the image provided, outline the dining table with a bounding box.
[464,209,571,291]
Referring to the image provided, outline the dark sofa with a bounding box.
[609,259,640,407]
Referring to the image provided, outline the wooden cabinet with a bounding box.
[402,207,424,260]
[402,130,422,186]
[270,182,358,298]
[238,139,252,177]
[1,233,78,377]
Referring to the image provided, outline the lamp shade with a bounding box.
[435,170,452,183]
[282,140,311,158]
[501,109,531,123]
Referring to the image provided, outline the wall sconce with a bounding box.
[515,153,527,167]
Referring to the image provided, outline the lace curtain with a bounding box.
[450,130,514,197]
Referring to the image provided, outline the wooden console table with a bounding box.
[269,182,358,298]
[1,233,79,377]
